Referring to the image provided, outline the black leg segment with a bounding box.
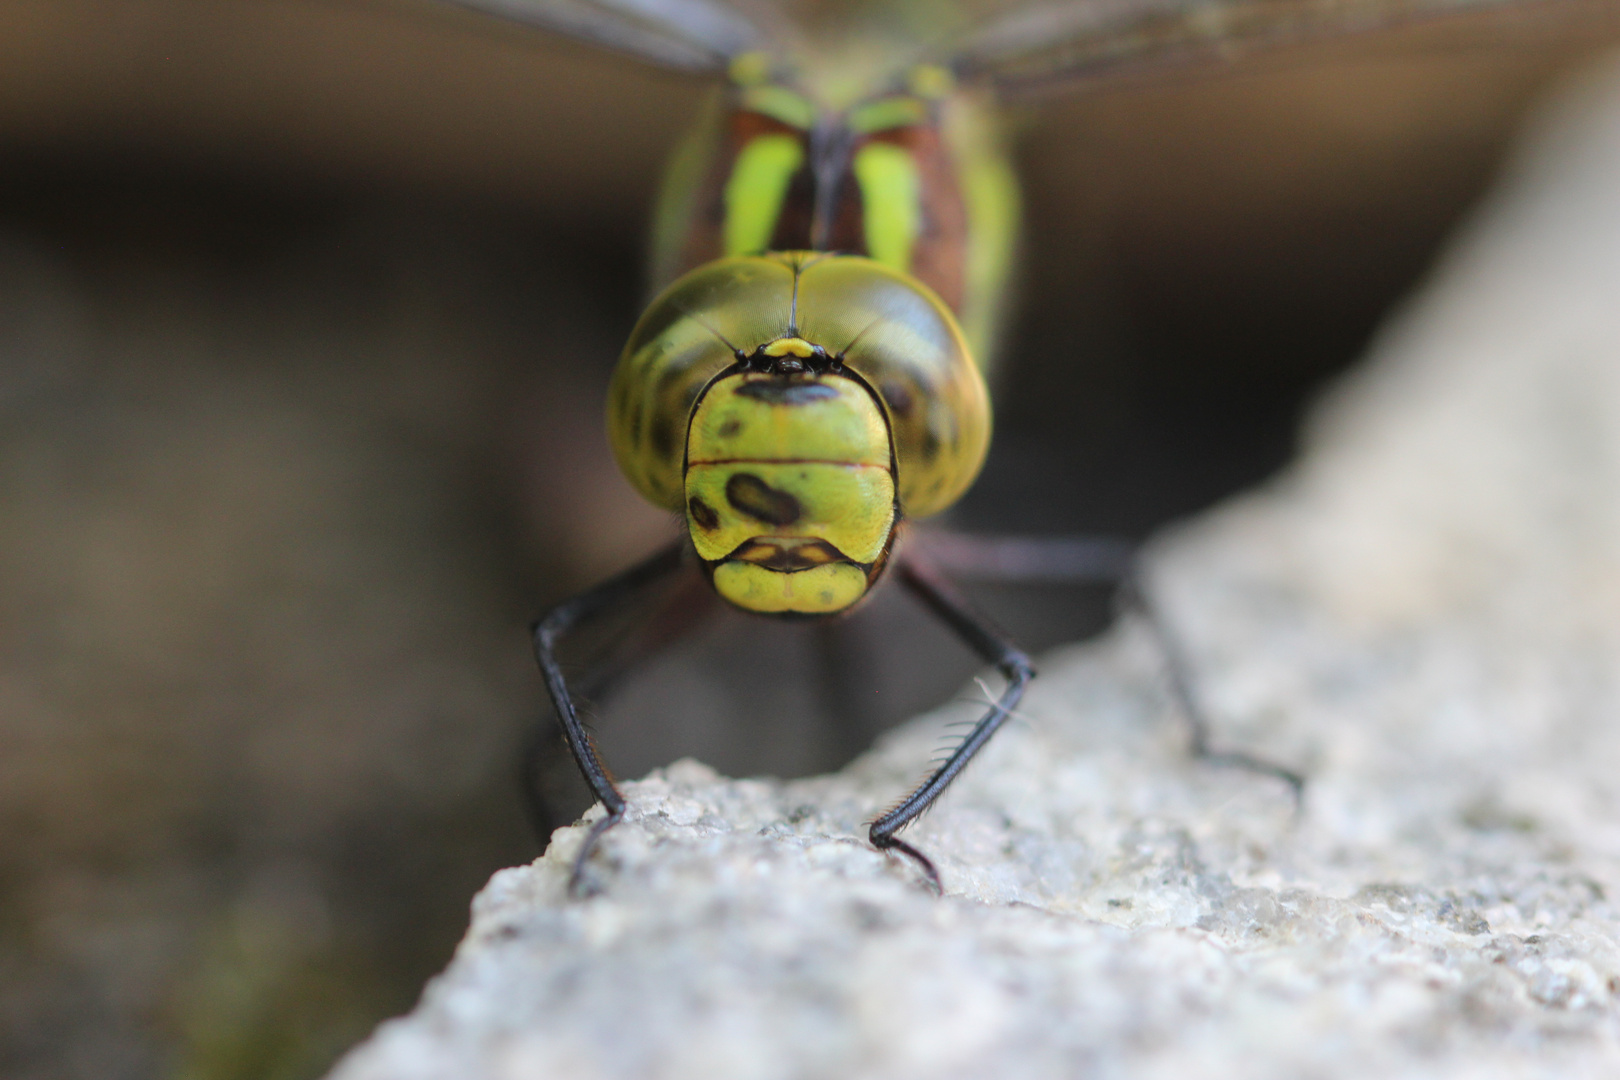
[531,539,689,894]
[910,530,1136,585]
[869,557,1036,891]
[913,529,1304,801]
[1115,573,1304,802]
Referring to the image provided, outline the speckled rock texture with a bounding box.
[328,56,1620,1080]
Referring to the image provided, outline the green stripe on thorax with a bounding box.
[723,135,805,257]
[851,142,920,270]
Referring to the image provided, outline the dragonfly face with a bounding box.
[686,363,895,615]
[607,251,991,614]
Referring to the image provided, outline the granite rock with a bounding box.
[328,55,1620,1080]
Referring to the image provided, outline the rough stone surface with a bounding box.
[329,56,1620,1080]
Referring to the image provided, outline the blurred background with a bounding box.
[1,1,1617,1076]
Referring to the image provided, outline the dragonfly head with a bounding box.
[684,338,896,615]
[606,252,990,617]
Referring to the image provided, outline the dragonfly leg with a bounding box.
[522,562,716,843]
[909,530,1137,585]
[912,529,1303,801]
[1117,572,1304,803]
[532,539,689,896]
[870,556,1036,894]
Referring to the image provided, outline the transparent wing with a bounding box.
[948,0,1620,96]
[431,0,769,72]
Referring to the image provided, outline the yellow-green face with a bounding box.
[685,364,895,615]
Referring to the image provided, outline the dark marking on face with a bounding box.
[688,495,721,531]
[718,419,743,438]
[726,472,802,525]
[728,538,845,571]
[736,380,840,405]
[880,379,913,417]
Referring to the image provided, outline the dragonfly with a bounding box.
[426,0,1606,892]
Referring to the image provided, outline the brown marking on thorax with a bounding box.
[667,107,808,279]
[827,120,967,313]
[666,90,969,318]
